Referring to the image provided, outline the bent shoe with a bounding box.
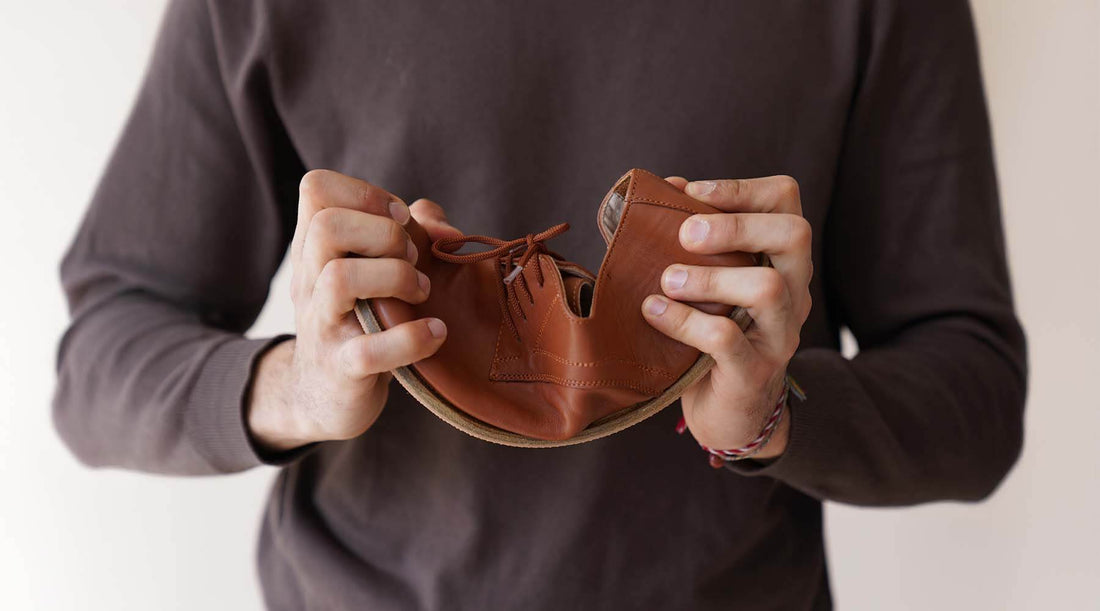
[356,169,762,447]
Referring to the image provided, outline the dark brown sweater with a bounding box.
[55,1,1026,609]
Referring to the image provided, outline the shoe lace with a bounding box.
[432,223,570,329]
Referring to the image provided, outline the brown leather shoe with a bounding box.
[356,169,761,447]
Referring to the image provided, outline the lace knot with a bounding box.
[431,223,570,334]
[431,223,570,283]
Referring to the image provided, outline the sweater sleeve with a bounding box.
[726,0,1027,505]
[53,0,304,474]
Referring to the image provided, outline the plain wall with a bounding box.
[1,1,1096,608]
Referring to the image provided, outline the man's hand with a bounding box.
[641,176,812,460]
[247,170,461,453]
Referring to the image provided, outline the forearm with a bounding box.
[53,293,285,474]
[52,0,315,474]
[731,319,1026,505]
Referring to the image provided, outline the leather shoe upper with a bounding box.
[362,169,756,441]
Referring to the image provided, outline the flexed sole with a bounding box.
[355,300,754,448]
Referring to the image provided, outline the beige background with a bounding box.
[1,1,1097,608]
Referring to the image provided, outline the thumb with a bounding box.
[409,198,463,241]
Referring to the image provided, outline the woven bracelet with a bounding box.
[675,374,806,468]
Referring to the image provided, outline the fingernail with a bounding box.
[686,181,716,197]
[389,201,411,225]
[644,295,669,317]
[406,240,418,264]
[417,271,430,294]
[665,267,688,290]
[683,217,709,244]
[427,318,447,338]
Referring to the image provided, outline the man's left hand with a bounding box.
[641,176,813,460]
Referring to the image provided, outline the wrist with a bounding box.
[246,339,315,453]
[681,373,803,468]
[747,408,789,460]
[746,373,791,459]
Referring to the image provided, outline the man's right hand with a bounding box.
[247,170,461,453]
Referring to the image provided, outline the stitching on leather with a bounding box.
[532,290,561,349]
[490,308,507,376]
[493,348,675,378]
[489,269,517,377]
[592,174,697,310]
[489,371,661,395]
[529,348,673,376]
[629,198,701,215]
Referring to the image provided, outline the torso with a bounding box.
[247,2,860,607]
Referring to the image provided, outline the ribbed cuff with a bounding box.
[721,347,860,485]
[185,334,311,472]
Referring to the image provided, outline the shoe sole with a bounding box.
[355,301,754,448]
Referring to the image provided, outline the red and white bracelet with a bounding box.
[676,374,806,468]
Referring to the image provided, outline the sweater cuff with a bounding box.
[185,334,312,471]
[721,347,861,487]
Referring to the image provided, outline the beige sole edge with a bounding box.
[354,301,754,449]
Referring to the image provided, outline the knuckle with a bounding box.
[786,332,802,356]
[299,169,332,199]
[396,261,422,293]
[719,213,743,244]
[355,183,380,208]
[367,338,392,374]
[669,304,693,335]
[754,269,785,304]
[345,360,370,381]
[311,207,343,241]
[705,318,738,352]
[382,327,419,366]
[378,216,406,249]
[775,175,801,201]
[372,258,417,295]
[722,178,747,200]
[712,317,738,344]
[787,215,812,249]
[351,340,379,377]
[319,258,352,295]
[698,267,719,296]
[356,181,393,212]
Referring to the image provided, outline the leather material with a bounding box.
[360,169,756,441]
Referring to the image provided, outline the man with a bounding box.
[55,1,1026,608]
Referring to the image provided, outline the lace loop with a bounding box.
[431,223,570,336]
[432,223,570,267]
[432,223,569,286]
